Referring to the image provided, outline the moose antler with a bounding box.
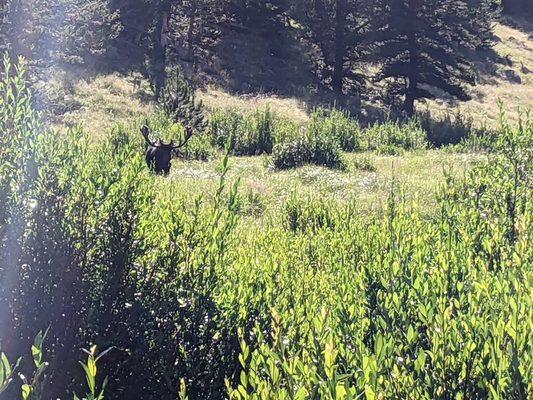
[171,126,193,150]
[141,125,156,147]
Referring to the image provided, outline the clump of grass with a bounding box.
[353,155,376,172]
[362,119,427,153]
[272,129,347,170]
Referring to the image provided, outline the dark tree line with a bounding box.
[0,0,514,115]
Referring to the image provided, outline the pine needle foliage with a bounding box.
[158,67,207,131]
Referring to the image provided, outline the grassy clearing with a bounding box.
[197,86,309,124]
[45,72,154,137]
[167,150,483,218]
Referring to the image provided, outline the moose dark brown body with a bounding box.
[141,125,192,174]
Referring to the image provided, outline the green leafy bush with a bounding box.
[353,155,376,172]
[209,107,278,155]
[1,55,532,400]
[309,108,361,152]
[362,119,427,152]
[282,194,357,233]
[271,129,347,170]
[228,117,532,399]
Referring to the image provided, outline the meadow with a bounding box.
[0,55,532,400]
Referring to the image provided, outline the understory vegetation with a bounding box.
[194,102,492,169]
[1,51,532,400]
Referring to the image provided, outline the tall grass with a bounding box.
[209,107,277,155]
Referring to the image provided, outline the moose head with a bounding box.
[141,125,193,175]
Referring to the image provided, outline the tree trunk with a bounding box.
[404,0,418,116]
[187,0,197,63]
[332,0,347,93]
[151,1,172,98]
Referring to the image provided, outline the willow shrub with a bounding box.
[226,114,531,399]
[362,119,428,153]
[308,108,361,152]
[209,107,276,155]
[1,54,532,400]
[0,56,241,399]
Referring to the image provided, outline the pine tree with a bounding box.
[58,0,121,66]
[159,67,207,131]
[463,0,499,49]
[0,0,8,54]
[229,0,289,34]
[0,0,119,67]
[501,0,529,15]
[298,0,371,94]
[374,0,477,116]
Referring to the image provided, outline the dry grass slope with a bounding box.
[425,21,533,126]
[48,20,531,136]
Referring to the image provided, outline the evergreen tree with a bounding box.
[228,0,289,34]
[58,0,121,66]
[464,0,499,49]
[0,0,8,53]
[166,0,227,75]
[298,0,371,94]
[1,0,119,67]
[501,0,530,15]
[374,0,477,116]
[159,67,207,131]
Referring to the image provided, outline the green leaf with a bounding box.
[407,325,416,344]
[21,384,31,400]
[365,385,376,400]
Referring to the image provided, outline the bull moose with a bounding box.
[141,125,193,174]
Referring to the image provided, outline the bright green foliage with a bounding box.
[74,346,110,400]
[226,113,532,399]
[271,128,347,170]
[20,329,49,400]
[362,119,427,153]
[308,108,361,152]
[282,194,352,233]
[1,55,532,399]
[0,352,19,396]
[209,107,278,155]
[352,154,376,172]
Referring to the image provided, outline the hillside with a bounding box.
[44,20,532,136]
[425,19,533,126]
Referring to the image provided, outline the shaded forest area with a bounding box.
[0,0,531,117]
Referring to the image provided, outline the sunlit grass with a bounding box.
[167,149,483,219]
